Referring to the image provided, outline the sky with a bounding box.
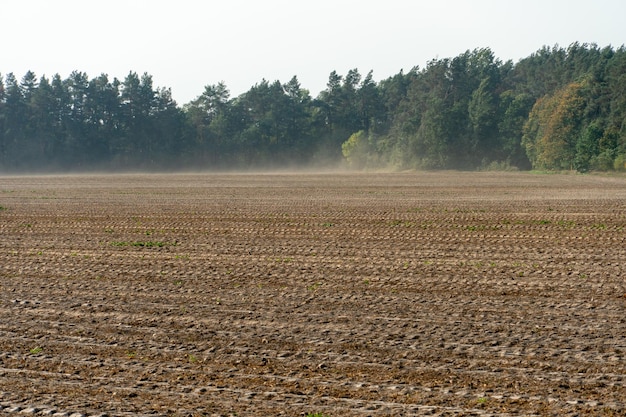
[2,0,625,105]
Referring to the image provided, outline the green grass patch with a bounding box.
[388,219,415,227]
[29,347,43,355]
[557,220,576,228]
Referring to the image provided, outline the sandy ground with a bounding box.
[0,171,625,416]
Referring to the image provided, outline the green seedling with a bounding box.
[557,220,576,228]
[466,225,483,231]
[29,347,43,355]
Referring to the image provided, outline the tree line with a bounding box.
[1,43,625,173]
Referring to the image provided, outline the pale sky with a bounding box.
[2,0,624,105]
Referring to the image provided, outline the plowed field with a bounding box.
[0,172,625,416]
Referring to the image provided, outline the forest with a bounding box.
[0,43,625,173]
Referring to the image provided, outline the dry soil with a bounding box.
[0,172,625,416]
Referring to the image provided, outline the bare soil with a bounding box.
[0,171,625,416]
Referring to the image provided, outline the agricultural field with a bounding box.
[0,171,625,417]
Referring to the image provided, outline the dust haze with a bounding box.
[0,148,355,177]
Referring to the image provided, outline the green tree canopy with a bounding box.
[1,43,625,172]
